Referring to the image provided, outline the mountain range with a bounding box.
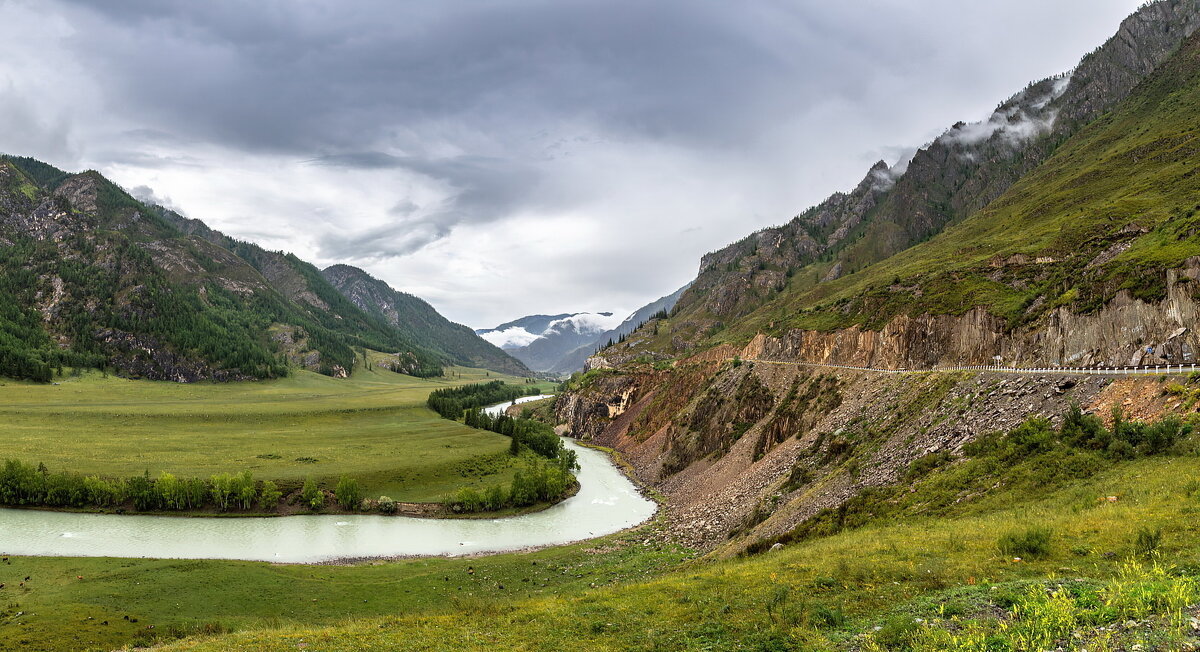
[478,284,689,374]
[478,311,623,373]
[0,156,528,382]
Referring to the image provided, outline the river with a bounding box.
[0,397,654,563]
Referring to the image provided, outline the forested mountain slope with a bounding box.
[0,157,488,381]
[321,264,530,376]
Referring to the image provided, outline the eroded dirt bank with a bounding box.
[557,356,1191,554]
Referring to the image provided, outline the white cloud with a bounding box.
[478,327,540,349]
[547,312,624,335]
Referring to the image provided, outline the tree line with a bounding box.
[465,409,577,466]
[447,457,575,514]
[427,381,580,514]
[426,380,541,420]
[0,460,373,513]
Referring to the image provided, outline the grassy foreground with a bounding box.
[0,521,692,651]
[0,366,553,502]
[132,442,1200,651]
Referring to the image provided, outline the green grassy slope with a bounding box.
[0,366,552,501]
[0,533,691,652]
[725,30,1200,339]
[143,429,1200,651]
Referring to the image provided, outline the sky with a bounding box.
[0,0,1146,328]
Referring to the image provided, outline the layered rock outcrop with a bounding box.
[750,262,1200,369]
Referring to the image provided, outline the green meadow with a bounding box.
[0,366,555,502]
[1,432,1198,650]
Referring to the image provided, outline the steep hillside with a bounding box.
[0,158,445,381]
[666,0,1200,341]
[560,8,1200,554]
[720,25,1200,369]
[320,264,530,376]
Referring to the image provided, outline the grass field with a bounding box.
[141,443,1200,651]
[3,382,1200,650]
[0,434,1191,650]
[0,528,693,652]
[0,366,555,502]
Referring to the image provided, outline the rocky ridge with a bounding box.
[673,0,1200,328]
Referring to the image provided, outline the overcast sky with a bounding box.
[0,0,1145,328]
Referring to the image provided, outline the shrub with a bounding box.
[377,495,397,514]
[450,487,485,513]
[259,480,282,510]
[904,451,952,481]
[810,603,846,627]
[998,525,1053,559]
[301,477,323,511]
[874,615,920,647]
[1134,527,1163,558]
[781,465,813,492]
[1140,415,1189,454]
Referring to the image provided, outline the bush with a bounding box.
[904,451,953,481]
[301,477,324,511]
[998,525,1053,559]
[450,487,485,513]
[259,480,282,510]
[377,495,397,514]
[1134,527,1163,558]
[874,615,920,646]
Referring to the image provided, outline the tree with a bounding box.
[209,473,234,511]
[157,472,182,510]
[259,480,282,510]
[451,487,484,513]
[335,475,362,510]
[301,477,324,511]
[236,471,257,510]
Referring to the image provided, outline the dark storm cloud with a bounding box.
[2,0,1146,325]
[55,0,865,258]
[57,0,811,151]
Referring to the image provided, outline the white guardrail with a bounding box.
[752,360,1200,377]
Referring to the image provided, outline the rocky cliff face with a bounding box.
[557,356,1183,553]
[747,260,1200,370]
[673,0,1200,328]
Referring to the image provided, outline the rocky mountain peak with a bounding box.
[666,0,1200,335]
